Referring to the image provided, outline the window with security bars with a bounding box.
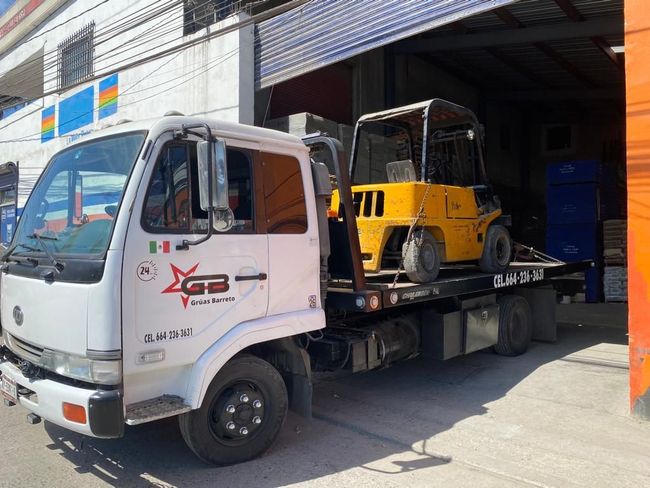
[58,23,95,91]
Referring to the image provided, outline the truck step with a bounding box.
[125,395,191,425]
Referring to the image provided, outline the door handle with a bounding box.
[235,273,268,282]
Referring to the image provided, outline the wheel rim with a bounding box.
[420,242,436,272]
[208,380,267,446]
[510,310,525,344]
[495,236,510,266]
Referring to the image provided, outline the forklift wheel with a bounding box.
[479,225,512,273]
[494,295,532,356]
[402,230,441,283]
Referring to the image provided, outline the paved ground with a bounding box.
[1,318,649,487]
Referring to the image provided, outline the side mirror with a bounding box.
[197,139,229,210]
[197,138,233,232]
[214,139,229,209]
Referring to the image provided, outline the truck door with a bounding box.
[121,136,268,402]
[260,150,320,316]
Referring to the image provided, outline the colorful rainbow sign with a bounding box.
[41,105,54,143]
[98,74,118,119]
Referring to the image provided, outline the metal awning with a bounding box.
[254,0,519,90]
[0,47,44,102]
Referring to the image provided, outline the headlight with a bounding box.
[40,349,121,385]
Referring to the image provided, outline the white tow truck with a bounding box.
[0,114,588,465]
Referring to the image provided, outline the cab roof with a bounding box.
[357,98,479,130]
[67,115,306,149]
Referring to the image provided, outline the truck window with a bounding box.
[10,132,143,260]
[261,153,307,234]
[142,143,254,233]
[142,144,191,232]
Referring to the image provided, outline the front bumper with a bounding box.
[0,352,124,438]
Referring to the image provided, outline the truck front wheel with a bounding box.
[179,354,288,465]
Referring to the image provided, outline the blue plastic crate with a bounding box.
[585,266,603,303]
[547,160,601,185]
[547,183,599,224]
[546,223,600,262]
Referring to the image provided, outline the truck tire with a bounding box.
[179,354,288,465]
[479,225,512,273]
[494,295,532,356]
[402,229,441,283]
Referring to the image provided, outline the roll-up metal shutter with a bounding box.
[255,0,519,90]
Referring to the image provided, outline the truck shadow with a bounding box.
[43,322,628,487]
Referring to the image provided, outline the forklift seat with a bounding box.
[386,160,417,183]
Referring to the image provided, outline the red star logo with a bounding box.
[162,263,199,309]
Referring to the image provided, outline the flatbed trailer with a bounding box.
[301,134,591,378]
[327,261,591,313]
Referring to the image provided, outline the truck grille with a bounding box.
[350,190,385,217]
[5,333,44,363]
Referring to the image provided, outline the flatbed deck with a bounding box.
[327,261,592,312]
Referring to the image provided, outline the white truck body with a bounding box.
[0,108,567,465]
[0,116,325,439]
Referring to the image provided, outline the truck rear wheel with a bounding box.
[479,225,512,273]
[494,295,532,356]
[402,229,441,283]
[179,354,288,465]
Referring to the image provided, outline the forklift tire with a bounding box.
[402,229,441,283]
[494,295,532,356]
[479,225,512,273]
[179,354,288,465]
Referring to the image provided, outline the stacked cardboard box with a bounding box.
[264,113,340,174]
[603,267,628,302]
[603,219,627,302]
[603,219,627,265]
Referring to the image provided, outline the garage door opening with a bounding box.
[252,0,636,407]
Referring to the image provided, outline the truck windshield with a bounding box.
[10,132,145,259]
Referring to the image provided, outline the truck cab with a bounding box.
[0,116,327,463]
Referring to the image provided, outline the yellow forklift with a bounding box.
[332,99,512,283]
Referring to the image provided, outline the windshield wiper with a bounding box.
[2,243,40,267]
[28,233,65,272]
[33,234,58,241]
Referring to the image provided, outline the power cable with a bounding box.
[0,0,200,90]
[0,0,178,77]
[1,0,308,116]
[0,0,263,103]
[0,44,241,143]
[0,2,200,114]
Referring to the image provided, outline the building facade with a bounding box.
[0,0,256,244]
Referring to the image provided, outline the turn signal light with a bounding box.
[62,402,87,424]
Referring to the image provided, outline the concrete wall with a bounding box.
[353,47,385,121]
[0,0,253,209]
[394,54,479,111]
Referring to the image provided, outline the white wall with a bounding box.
[0,0,254,208]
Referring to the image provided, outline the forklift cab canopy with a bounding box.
[351,99,488,186]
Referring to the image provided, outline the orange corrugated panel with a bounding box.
[625,0,650,419]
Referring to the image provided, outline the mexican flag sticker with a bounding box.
[149,240,170,254]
